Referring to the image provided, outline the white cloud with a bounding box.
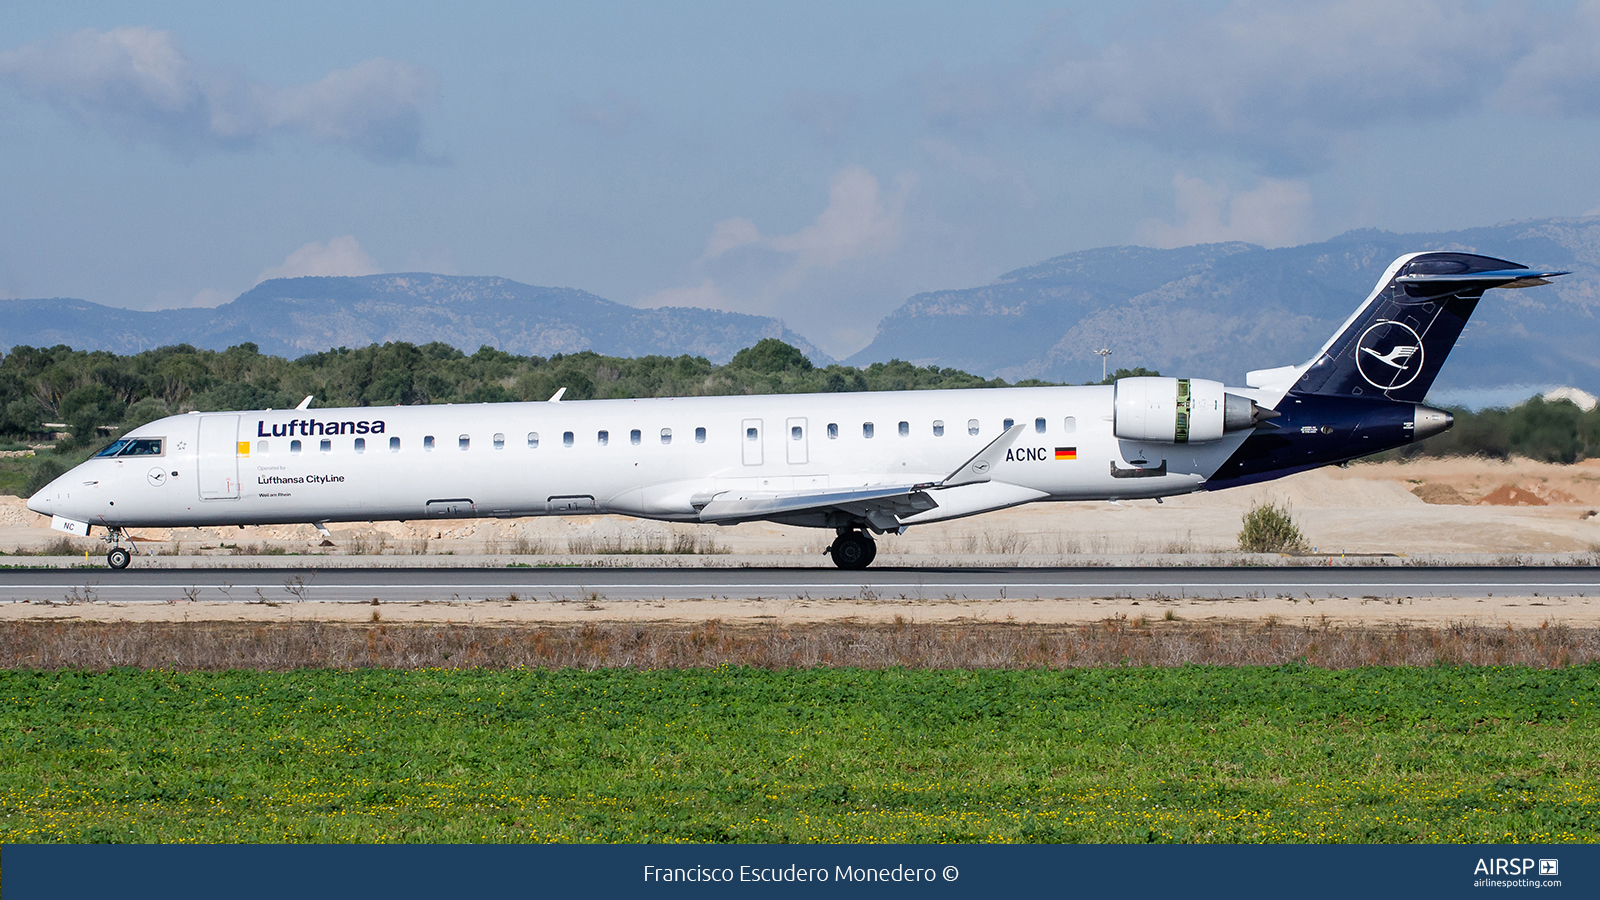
[1135,173,1312,249]
[703,165,914,287]
[645,166,914,346]
[702,218,762,259]
[188,287,231,308]
[640,278,734,311]
[0,26,436,161]
[256,236,380,283]
[1494,1,1600,116]
[925,0,1600,172]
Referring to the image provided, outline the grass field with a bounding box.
[2,662,1597,843]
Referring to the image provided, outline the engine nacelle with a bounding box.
[1113,377,1272,443]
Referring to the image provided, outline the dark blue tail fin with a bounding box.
[1284,252,1566,402]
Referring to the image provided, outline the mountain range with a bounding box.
[4,216,1598,394]
[0,275,825,364]
[848,217,1600,393]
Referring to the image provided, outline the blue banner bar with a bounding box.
[3,844,1594,899]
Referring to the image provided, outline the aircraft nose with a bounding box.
[25,490,50,516]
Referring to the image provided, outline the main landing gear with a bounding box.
[827,530,877,570]
[104,528,133,570]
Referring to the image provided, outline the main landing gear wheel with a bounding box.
[107,547,131,570]
[828,531,877,570]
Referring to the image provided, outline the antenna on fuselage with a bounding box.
[548,388,566,402]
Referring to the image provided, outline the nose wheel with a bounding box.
[101,527,136,569]
[827,530,877,570]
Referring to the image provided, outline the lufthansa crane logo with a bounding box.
[1355,320,1424,390]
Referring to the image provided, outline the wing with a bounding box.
[693,423,1029,529]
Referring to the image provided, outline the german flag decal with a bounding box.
[1055,447,1077,460]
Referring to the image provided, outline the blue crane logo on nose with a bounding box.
[1355,320,1424,390]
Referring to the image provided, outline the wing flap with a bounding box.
[697,484,936,525]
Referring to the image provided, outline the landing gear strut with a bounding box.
[103,527,132,570]
[828,530,877,570]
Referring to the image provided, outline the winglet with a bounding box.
[939,423,1026,488]
[548,388,567,402]
[296,396,314,410]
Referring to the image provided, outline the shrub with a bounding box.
[1238,499,1307,553]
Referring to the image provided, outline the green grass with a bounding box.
[2,665,1597,843]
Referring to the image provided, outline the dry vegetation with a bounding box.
[3,618,1596,671]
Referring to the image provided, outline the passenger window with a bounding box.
[354,438,365,453]
[598,430,609,446]
[459,435,470,450]
[660,428,672,445]
[746,427,758,442]
[424,435,435,451]
[791,425,802,441]
[630,429,641,445]
[695,427,706,443]
[563,432,574,447]
[528,432,540,448]
[1003,418,1014,430]
[493,433,505,449]
[1035,417,1047,434]
[257,441,269,454]
[320,439,332,453]
[933,420,945,437]
[291,440,303,455]
[968,419,979,435]
[827,423,838,439]
[898,421,909,437]
[389,437,400,452]
[863,422,874,439]
[1063,416,1076,433]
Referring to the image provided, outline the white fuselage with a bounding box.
[29,385,1262,533]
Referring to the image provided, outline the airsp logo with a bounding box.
[1355,320,1424,390]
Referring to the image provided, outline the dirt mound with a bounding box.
[1531,485,1581,504]
[1411,483,1468,505]
[1476,484,1547,506]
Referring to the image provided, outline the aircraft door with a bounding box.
[741,418,763,466]
[197,415,241,500]
[785,417,808,464]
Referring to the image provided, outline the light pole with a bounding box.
[1094,347,1112,382]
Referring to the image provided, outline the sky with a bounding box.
[4,1,1600,359]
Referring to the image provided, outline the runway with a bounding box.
[0,565,1596,604]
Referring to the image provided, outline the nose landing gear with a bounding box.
[827,530,877,570]
[103,527,134,569]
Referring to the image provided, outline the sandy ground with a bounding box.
[4,456,1599,626]
[4,456,1598,561]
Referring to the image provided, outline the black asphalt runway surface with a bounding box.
[0,566,1596,604]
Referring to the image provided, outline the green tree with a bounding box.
[729,339,813,374]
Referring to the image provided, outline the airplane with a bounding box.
[26,251,1567,570]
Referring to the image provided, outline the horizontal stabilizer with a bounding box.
[1396,268,1568,291]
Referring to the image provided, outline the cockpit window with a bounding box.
[93,438,162,458]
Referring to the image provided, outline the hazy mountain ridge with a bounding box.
[0,274,829,365]
[848,218,1600,392]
